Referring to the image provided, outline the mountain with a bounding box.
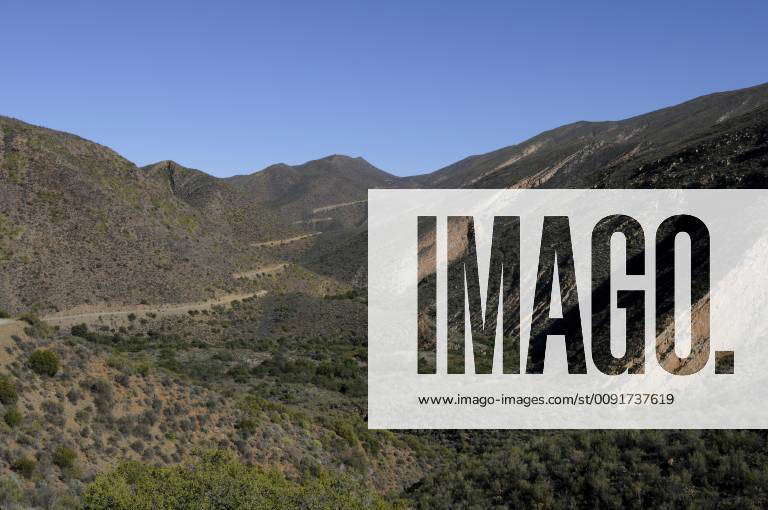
[229,155,402,204]
[227,155,410,227]
[140,160,297,243]
[0,117,254,314]
[2,82,768,509]
[410,84,768,375]
[0,118,398,314]
[5,82,766,315]
[411,82,768,189]
[140,156,403,230]
[304,82,768,290]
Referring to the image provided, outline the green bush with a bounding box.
[17,312,52,337]
[0,375,17,405]
[29,349,60,376]
[135,362,151,377]
[71,323,89,338]
[3,407,21,427]
[53,446,77,469]
[236,417,259,437]
[82,450,399,510]
[0,308,9,319]
[11,456,35,479]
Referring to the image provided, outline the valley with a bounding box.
[1,81,768,508]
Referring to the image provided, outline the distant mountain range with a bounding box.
[1,81,767,313]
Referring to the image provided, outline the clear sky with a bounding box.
[1,1,766,177]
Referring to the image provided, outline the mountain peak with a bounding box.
[319,154,364,162]
[303,154,370,168]
[142,160,191,171]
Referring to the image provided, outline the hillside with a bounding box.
[0,118,242,314]
[0,310,421,507]
[227,155,410,229]
[228,155,402,208]
[8,83,766,315]
[410,81,768,189]
[0,119,398,315]
[2,81,768,508]
[306,82,768,289]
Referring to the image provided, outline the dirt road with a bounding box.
[251,232,321,247]
[232,263,288,279]
[292,217,332,224]
[43,291,266,328]
[312,200,366,213]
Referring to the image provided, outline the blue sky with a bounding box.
[1,1,766,177]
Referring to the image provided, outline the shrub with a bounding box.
[53,446,77,469]
[236,417,259,437]
[0,375,17,405]
[66,388,82,404]
[71,323,89,338]
[17,312,52,337]
[82,378,113,413]
[115,373,130,387]
[11,456,35,479]
[29,349,60,376]
[106,355,127,370]
[0,308,9,319]
[0,476,23,507]
[3,407,22,427]
[82,450,398,510]
[17,313,36,325]
[135,362,151,377]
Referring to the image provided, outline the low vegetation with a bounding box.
[82,450,398,510]
[407,430,768,508]
[0,374,17,405]
[52,446,77,470]
[2,97,768,506]
[3,407,22,427]
[28,349,60,376]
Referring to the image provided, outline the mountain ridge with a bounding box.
[2,81,768,509]
[410,81,768,188]
[4,80,767,187]
[2,81,768,313]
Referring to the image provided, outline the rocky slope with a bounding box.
[5,82,765,316]
[306,82,768,289]
[410,81,768,189]
[0,120,400,315]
